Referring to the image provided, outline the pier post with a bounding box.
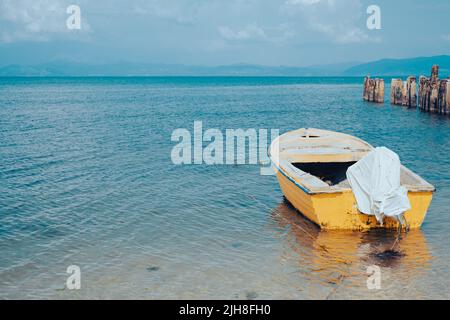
[406,77,417,107]
[430,82,439,113]
[431,65,439,82]
[419,76,432,111]
[363,77,384,103]
[419,76,427,110]
[447,80,450,113]
[390,79,403,105]
[383,66,448,114]
[374,79,385,103]
[429,65,439,112]
[366,67,447,113]
[363,76,370,101]
[438,79,449,114]
[390,77,416,107]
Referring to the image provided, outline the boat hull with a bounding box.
[275,169,433,230]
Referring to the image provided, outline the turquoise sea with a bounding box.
[0,77,449,299]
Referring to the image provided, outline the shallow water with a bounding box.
[0,77,449,299]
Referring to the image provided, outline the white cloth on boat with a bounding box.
[346,147,411,224]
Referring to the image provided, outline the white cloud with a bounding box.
[219,23,267,41]
[442,34,450,42]
[218,23,295,44]
[131,0,204,24]
[311,22,381,44]
[282,0,380,44]
[286,0,322,5]
[0,0,90,43]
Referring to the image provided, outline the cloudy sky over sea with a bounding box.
[0,0,449,66]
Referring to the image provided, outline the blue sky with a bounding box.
[0,0,449,67]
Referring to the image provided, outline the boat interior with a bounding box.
[273,128,435,194]
[293,162,356,186]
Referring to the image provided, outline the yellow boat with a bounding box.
[269,128,435,230]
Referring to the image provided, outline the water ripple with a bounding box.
[0,77,449,299]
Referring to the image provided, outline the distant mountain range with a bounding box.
[0,55,448,77]
[343,55,450,77]
[0,61,357,77]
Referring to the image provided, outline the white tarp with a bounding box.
[346,147,411,224]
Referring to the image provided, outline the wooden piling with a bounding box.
[419,76,428,110]
[375,79,384,103]
[438,79,449,114]
[430,81,439,113]
[366,65,448,114]
[390,77,417,107]
[419,66,439,112]
[363,76,384,103]
[447,80,450,113]
[390,79,403,105]
[363,76,370,101]
[428,65,439,112]
[431,65,439,82]
[406,76,417,107]
[418,65,449,114]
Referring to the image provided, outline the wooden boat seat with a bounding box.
[279,159,330,191]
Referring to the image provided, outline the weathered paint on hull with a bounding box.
[276,170,433,231]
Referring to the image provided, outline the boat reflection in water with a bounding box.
[270,199,432,299]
